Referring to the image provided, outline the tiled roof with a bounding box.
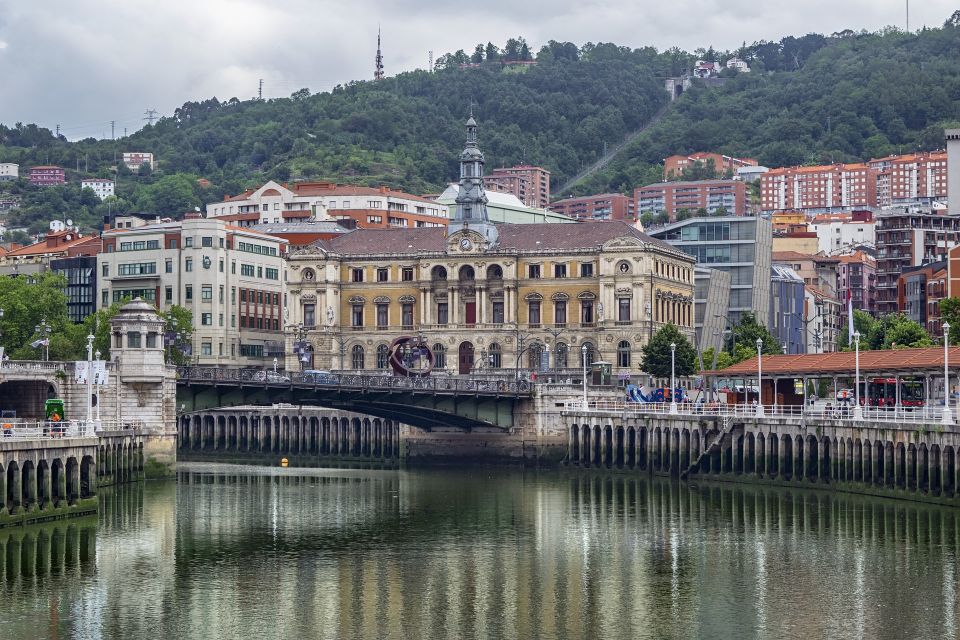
[771,251,839,263]
[316,221,684,257]
[705,348,960,377]
[6,233,96,257]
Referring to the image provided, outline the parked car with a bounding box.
[836,388,854,403]
[252,370,290,383]
[303,369,336,384]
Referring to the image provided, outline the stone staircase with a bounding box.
[681,416,742,479]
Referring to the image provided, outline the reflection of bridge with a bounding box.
[176,368,533,431]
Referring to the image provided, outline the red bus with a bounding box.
[860,378,925,407]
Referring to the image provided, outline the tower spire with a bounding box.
[451,114,498,246]
[375,27,384,81]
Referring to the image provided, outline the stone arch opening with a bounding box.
[51,458,64,506]
[20,460,36,510]
[36,460,49,508]
[6,461,19,512]
[66,457,79,505]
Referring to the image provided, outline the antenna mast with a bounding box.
[375,28,385,80]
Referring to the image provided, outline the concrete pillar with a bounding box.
[40,464,52,509]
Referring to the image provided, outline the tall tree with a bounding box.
[641,324,697,378]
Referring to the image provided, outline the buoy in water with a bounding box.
[280,457,289,467]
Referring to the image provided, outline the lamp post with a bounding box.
[35,318,52,361]
[94,349,102,422]
[85,333,94,430]
[0,307,4,359]
[273,357,278,373]
[290,322,308,371]
[581,343,589,409]
[756,338,764,417]
[669,342,678,414]
[853,330,863,420]
[943,321,953,425]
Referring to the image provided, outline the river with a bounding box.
[1,463,958,639]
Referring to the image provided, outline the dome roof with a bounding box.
[119,298,156,314]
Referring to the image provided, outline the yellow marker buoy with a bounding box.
[280,457,289,468]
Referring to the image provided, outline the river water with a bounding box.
[1,463,959,640]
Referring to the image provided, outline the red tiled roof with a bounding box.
[704,348,960,377]
[6,232,94,257]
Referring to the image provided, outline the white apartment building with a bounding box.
[81,178,115,200]
[0,163,19,181]
[122,152,155,171]
[809,218,876,254]
[99,215,288,366]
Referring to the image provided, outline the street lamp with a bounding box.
[581,343,589,409]
[669,342,678,414]
[94,349,102,422]
[943,321,953,425]
[85,334,94,430]
[853,330,863,420]
[35,318,52,361]
[756,338,764,417]
[273,357,278,373]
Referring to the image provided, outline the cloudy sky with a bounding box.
[0,1,954,140]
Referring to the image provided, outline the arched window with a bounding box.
[376,344,389,369]
[528,342,544,370]
[582,341,596,368]
[489,343,502,368]
[431,266,447,281]
[617,340,631,368]
[433,343,446,370]
[487,264,503,280]
[459,265,475,281]
[351,345,365,370]
[555,342,569,368]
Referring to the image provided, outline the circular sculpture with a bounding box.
[388,335,435,377]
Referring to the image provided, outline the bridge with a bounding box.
[175,368,533,431]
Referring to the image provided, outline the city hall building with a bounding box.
[284,117,696,377]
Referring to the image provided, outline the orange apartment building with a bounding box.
[760,163,877,213]
[663,152,757,180]
[868,151,947,207]
[206,181,449,230]
[484,165,551,209]
[548,193,635,221]
[636,179,746,220]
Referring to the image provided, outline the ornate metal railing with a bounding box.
[176,367,532,395]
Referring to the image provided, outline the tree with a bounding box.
[160,305,194,365]
[729,312,782,361]
[940,297,960,343]
[641,324,697,378]
[837,309,877,350]
[485,42,499,62]
[471,44,484,63]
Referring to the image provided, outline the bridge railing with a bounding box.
[176,367,532,395]
[565,400,958,428]
[0,360,67,372]
[0,421,97,440]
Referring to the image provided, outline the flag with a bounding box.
[847,288,854,339]
[30,338,49,349]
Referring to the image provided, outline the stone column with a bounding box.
[40,464,52,509]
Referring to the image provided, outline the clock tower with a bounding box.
[450,114,498,248]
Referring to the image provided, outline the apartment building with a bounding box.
[869,152,947,207]
[636,180,746,220]
[875,208,960,315]
[837,250,877,322]
[809,210,876,254]
[548,193,635,221]
[898,261,947,337]
[122,152,155,171]
[99,215,288,366]
[0,163,19,182]
[484,165,551,209]
[760,163,876,213]
[663,153,757,180]
[772,251,839,298]
[81,178,115,200]
[207,181,447,229]
[28,166,65,186]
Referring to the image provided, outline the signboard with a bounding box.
[74,361,109,385]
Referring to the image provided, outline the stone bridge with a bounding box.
[176,368,533,431]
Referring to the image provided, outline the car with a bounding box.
[303,369,336,384]
[836,388,855,403]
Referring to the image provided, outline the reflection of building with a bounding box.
[208,181,448,229]
[285,117,695,377]
[99,215,288,366]
[548,193,635,221]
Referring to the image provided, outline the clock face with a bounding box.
[459,238,472,251]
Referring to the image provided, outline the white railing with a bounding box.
[563,400,959,428]
[0,360,67,372]
[0,421,98,440]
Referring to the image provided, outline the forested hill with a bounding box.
[4,19,960,236]
[578,19,960,195]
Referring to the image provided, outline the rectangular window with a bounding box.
[219,259,224,273]
[219,314,224,327]
[146,333,158,349]
[402,267,414,282]
[201,236,213,247]
[118,262,157,276]
[240,344,264,357]
[231,314,236,328]
[352,304,364,327]
[240,289,247,302]
[377,268,389,282]
[165,286,173,303]
[257,266,263,278]
[554,264,567,278]
[166,259,173,273]
[201,342,212,356]
[401,303,414,328]
[185,258,193,272]
[185,285,193,301]
[219,286,224,303]
[554,301,567,326]
[437,302,448,325]
[231,262,236,274]
[581,301,594,325]
[168,239,178,250]
[376,304,388,328]
[241,264,254,277]
[127,332,141,348]
[265,267,279,281]
[492,301,504,325]
[231,287,236,303]
[102,263,109,277]
[185,237,193,248]
[201,285,212,301]
[580,263,594,278]
[201,313,212,326]
[304,304,316,327]
[274,293,280,305]
[352,268,364,282]
[618,298,631,323]
[102,290,108,306]
[528,264,541,279]
[529,302,541,327]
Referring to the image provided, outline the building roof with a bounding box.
[81,178,114,183]
[639,179,741,188]
[29,165,63,170]
[313,220,684,257]
[837,250,876,266]
[704,348,960,378]
[252,221,351,235]
[771,251,839,264]
[223,181,437,205]
[5,231,96,257]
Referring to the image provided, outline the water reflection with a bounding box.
[0,466,958,640]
